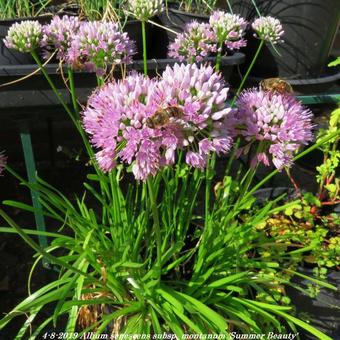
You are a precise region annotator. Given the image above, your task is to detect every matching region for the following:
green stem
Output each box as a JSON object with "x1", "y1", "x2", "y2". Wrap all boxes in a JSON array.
[
  {"x1": 31, "y1": 51, "x2": 77, "y2": 126},
  {"x1": 147, "y1": 178, "x2": 161, "y2": 279},
  {"x1": 141, "y1": 20, "x2": 148, "y2": 76},
  {"x1": 251, "y1": 0, "x2": 261, "y2": 16},
  {"x1": 215, "y1": 41, "x2": 223, "y2": 72},
  {"x1": 205, "y1": 154, "x2": 216, "y2": 227},
  {"x1": 31, "y1": 51, "x2": 99, "y2": 170},
  {"x1": 231, "y1": 39, "x2": 264, "y2": 106},
  {"x1": 0, "y1": 208, "x2": 98, "y2": 282},
  {"x1": 225, "y1": 137, "x2": 240, "y2": 178},
  {"x1": 96, "y1": 75, "x2": 105, "y2": 87},
  {"x1": 242, "y1": 129, "x2": 340, "y2": 203},
  {"x1": 67, "y1": 68, "x2": 80, "y2": 115}
]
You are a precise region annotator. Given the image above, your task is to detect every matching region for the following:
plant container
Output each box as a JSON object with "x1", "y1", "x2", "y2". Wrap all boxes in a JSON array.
[
  {"x1": 230, "y1": 0, "x2": 340, "y2": 79},
  {"x1": 0, "y1": 16, "x2": 51, "y2": 66},
  {"x1": 123, "y1": 20, "x2": 153, "y2": 60},
  {"x1": 286, "y1": 267, "x2": 340, "y2": 340},
  {"x1": 154, "y1": 5, "x2": 209, "y2": 58}
]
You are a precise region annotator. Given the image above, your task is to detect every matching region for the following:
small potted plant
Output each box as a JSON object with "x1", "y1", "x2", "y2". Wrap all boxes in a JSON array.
[{"x1": 255, "y1": 106, "x2": 340, "y2": 338}]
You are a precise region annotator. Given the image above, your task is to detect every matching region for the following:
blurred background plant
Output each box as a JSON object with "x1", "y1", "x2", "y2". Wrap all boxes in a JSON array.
[
  {"x1": 170, "y1": 0, "x2": 219, "y2": 14},
  {"x1": 0, "y1": 0, "x2": 52, "y2": 19}
]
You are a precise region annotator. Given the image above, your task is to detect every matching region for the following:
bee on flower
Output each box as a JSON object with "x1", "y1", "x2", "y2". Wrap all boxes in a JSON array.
[{"x1": 82, "y1": 63, "x2": 233, "y2": 180}]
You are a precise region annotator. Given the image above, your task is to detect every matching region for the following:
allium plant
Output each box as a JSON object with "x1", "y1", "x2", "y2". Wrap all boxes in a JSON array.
[
  {"x1": 83, "y1": 63, "x2": 232, "y2": 180},
  {"x1": 127, "y1": 0, "x2": 164, "y2": 21},
  {"x1": 0, "y1": 152, "x2": 6, "y2": 176},
  {"x1": 209, "y1": 10, "x2": 247, "y2": 51},
  {"x1": 229, "y1": 89, "x2": 314, "y2": 169},
  {"x1": 252, "y1": 16, "x2": 284, "y2": 44},
  {"x1": 41, "y1": 15, "x2": 81, "y2": 60},
  {"x1": 66, "y1": 21, "x2": 135, "y2": 75},
  {"x1": 1, "y1": 14, "x2": 338, "y2": 340},
  {"x1": 3, "y1": 20, "x2": 42, "y2": 52},
  {"x1": 168, "y1": 21, "x2": 217, "y2": 63}
]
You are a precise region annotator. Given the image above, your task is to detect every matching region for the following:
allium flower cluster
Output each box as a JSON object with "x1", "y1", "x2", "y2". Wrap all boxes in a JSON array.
[
  {"x1": 128, "y1": 0, "x2": 164, "y2": 21},
  {"x1": 41, "y1": 15, "x2": 80, "y2": 60},
  {"x1": 229, "y1": 89, "x2": 313, "y2": 170},
  {"x1": 83, "y1": 63, "x2": 233, "y2": 180},
  {"x1": 0, "y1": 151, "x2": 7, "y2": 176},
  {"x1": 66, "y1": 21, "x2": 135, "y2": 75},
  {"x1": 252, "y1": 16, "x2": 284, "y2": 44},
  {"x1": 209, "y1": 11, "x2": 247, "y2": 50},
  {"x1": 4, "y1": 20, "x2": 42, "y2": 52},
  {"x1": 168, "y1": 21, "x2": 217, "y2": 63}
]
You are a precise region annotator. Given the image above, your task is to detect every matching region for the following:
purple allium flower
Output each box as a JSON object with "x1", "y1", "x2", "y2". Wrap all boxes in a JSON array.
[
  {"x1": 4, "y1": 20, "x2": 42, "y2": 52},
  {"x1": 0, "y1": 151, "x2": 7, "y2": 176},
  {"x1": 229, "y1": 89, "x2": 313, "y2": 170},
  {"x1": 66, "y1": 21, "x2": 135, "y2": 75},
  {"x1": 209, "y1": 11, "x2": 247, "y2": 50},
  {"x1": 252, "y1": 16, "x2": 284, "y2": 44},
  {"x1": 83, "y1": 63, "x2": 233, "y2": 181},
  {"x1": 41, "y1": 15, "x2": 80, "y2": 60},
  {"x1": 168, "y1": 21, "x2": 217, "y2": 63},
  {"x1": 128, "y1": 0, "x2": 164, "y2": 21}
]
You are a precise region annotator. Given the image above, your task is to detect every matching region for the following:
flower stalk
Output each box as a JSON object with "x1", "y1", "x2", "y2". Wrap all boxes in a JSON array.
[
  {"x1": 141, "y1": 20, "x2": 148, "y2": 75},
  {"x1": 215, "y1": 41, "x2": 223, "y2": 72},
  {"x1": 147, "y1": 177, "x2": 162, "y2": 280},
  {"x1": 231, "y1": 39, "x2": 264, "y2": 106}
]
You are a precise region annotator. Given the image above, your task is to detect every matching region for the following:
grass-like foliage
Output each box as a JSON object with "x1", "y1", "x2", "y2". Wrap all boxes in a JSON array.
[{"x1": 0, "y1": 150, "x2": 336, "y2": 338}]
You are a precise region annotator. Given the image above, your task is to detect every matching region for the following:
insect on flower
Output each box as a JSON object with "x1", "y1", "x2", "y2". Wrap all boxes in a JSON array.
[
  {"x1": 146, "y1": 106, "x2": 183, "y2": 129},
  {"x1": 260, "y1": 77, "x2": 294, "y2": 95}
]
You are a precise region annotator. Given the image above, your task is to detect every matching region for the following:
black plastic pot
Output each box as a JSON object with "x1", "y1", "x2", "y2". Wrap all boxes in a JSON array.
[
  {"x1": 157, "y1": 8, "x2": 209, "y2": 42},
  {"x1": 0, "y1": 16, "x2": 51, "y2": 66},
  {"x1": 254, "y1": 188, "x2": 340, "y2": 338},
  {"x1": 0, "y1": 18, "x2": 34, "y2": 65},
  {"x1": 155, "y1": 6, "x2": 210, "y2": 58},
  {"x1": 244, "y1": 68, "x2": 340, "y2": 95},
  {"x1": 230, "y1": 0, "x2": 340, "y2": 79},
  {"x1": 123, "y1": 20, "x2": 152, "y2": 60},
  {"x1": 286, "y1": 267, "x2": 340, "y2": 340}
]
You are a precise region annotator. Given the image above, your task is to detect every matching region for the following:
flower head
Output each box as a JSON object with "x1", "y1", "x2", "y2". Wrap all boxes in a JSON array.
[
  {"x1": 128, "y1": 0, "x2": 164, "y2": 21},
  {"x1": 41, "y1": 15, "x2": 80, "y2": 60},
  {"x1": 209, "y1": 11, "x2": 247, "y2": 49},
  {"x1": 66, "y1": 21, "x2": 135, "y2": 75},
  {"x1": 4, "y1": 20, "x2": 42, "y2": 52},
  {"x1": 168, "y1": 21, "x2": 217, "y2": 63},
  {"x1": 83, "y1": 63, "x2": 233, "y2": 181},
  {"x1": 229, "y1": 89, "x2": 313, "y2": 169},
  {"x1": 252, "y1": 16, "x2": 284, "y2": 44},
  {"x1": 0, "y1": 151, "x2": 7, "y2": 176}
]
